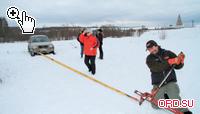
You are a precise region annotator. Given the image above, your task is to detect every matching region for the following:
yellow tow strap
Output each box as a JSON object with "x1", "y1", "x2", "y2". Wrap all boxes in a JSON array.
[{"x1": 39, "y1": 52, "x2": 139, "y2": 102}]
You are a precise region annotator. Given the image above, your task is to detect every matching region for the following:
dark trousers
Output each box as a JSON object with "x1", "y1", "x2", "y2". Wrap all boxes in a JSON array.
[
  {"x1": 84, "y1": 55, "x2": 96, "y2": 75},
  {"x1": 99, "y1": 44, "x2": 103, "y2": 59},
  {"x1": 80, "y1": 44, "x2": 84, "y2": 58}
]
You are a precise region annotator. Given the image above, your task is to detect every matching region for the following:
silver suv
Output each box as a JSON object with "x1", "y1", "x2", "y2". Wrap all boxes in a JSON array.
[{"x1": 28, "y1": 35, "x2": 55, "y2": 56}]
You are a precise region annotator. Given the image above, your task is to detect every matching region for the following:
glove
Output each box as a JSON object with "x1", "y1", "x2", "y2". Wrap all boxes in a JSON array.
[
  {"x1": 168, "y1": 57, "x2": 181, "y2": 65},
  {"x1": 151, "y1": 88, "x2": 159, "y2": 97},
  {"x1": 178, "y1": 52, "x2": 185, "y2": 64}
]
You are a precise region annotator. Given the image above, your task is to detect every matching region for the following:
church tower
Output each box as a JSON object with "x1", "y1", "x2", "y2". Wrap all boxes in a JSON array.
[{"x1": 176, "y1": 14, "x2": 183, "y2": 28}]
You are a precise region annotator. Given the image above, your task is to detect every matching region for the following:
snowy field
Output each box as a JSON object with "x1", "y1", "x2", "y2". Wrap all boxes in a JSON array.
[{"x1": 0, "y1": 27, "x2": 199, "y2": 114}]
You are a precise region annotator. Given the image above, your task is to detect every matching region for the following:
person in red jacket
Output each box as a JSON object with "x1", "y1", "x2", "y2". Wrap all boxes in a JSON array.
[{"x1": 79, "y1": 29, "x2": 99, "y2": 75}]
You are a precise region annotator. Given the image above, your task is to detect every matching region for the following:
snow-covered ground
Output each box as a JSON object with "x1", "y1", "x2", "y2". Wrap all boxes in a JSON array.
[{"x1": 0, "y1": 27, "x2": 199, "y2": 114}]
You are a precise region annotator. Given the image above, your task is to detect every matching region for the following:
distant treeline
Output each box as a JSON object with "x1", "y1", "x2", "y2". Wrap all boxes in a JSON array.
[
  {"x1": 0, "y1": 17, "x2": 147, "y2": 43},
  {"x1": 0, "y1": 26, "x2": 147, "y2": 43}
]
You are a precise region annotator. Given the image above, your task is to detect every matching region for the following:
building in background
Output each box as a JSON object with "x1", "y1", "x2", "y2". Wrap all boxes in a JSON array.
[{"x1": 176, "y1": 14, "x2": 184, "y2": 28}]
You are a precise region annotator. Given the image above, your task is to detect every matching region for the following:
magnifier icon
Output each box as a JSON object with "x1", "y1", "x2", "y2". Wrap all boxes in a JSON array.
[
  {"x1": 6, "y1": 6, "x2": 36, "y2": 34},
  {"x1": 7, "y1": 6, "x2": 20, "y2": 19}
]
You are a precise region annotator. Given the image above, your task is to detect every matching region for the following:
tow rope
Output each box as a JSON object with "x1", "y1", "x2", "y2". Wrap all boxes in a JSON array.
[{"x1": 38, "y1": 52, "x2": 139, "y2": 102}]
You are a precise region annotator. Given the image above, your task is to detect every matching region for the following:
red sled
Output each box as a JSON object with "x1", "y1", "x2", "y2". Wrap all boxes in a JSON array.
[{"x1": 134, "y1": 90, "x2": 183, "y2": 114}]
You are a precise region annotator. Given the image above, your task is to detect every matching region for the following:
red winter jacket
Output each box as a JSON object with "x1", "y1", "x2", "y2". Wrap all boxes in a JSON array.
[{"x1": 79, "y1": 33, "x2": 99, "y2": 56}]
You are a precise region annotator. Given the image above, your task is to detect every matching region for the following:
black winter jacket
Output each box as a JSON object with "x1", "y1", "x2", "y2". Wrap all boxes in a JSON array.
[
  {"x1": 77, "y1": 33, "x2": 83, "y2": 45},
  {"x1": 146, "y1": 47, "x2": 184, "y2": 86},
  {"x1": 96, "y1": 32, "x2": 103, "y2": 45}
]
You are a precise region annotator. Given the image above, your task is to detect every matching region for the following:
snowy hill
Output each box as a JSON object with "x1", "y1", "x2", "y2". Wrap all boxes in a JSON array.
[{"x1": 0, "y1": 27, "x2": 199, "y2": 114}]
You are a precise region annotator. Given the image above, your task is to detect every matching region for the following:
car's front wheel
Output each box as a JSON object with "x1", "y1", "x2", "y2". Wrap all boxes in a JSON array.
[
  {"x1": 52, "y1": 51, "x2": 56, "y2": 55},
  {"x1": 30, "y1": 51, "x2": 35, "y2": 57}
]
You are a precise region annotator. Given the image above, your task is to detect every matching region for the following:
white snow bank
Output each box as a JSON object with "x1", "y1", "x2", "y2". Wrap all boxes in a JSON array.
[{"x1": 0, "y1": 27, "x2": 199, "y2": 114}]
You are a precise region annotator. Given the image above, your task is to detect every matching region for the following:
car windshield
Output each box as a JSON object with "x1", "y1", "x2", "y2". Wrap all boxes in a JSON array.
[{"x1": 31, "y1": 36, "x2": 49, "y2": 43}]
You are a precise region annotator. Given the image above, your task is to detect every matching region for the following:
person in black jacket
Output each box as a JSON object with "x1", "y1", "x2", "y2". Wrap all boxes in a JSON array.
[
  {"x1": 146, "y1": 40, "x2": 192, "y2": 114},
  {"x1": 77, "y1": 29, "x2": 86, "y2": 58},
  {"x1": 96, "y1": 29, "x2": 104, "y2": 59}
]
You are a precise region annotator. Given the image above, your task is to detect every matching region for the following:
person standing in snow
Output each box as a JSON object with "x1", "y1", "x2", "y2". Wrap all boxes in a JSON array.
[
  {"x1": 96, "y1": 29, "x2": 104, "y2": 59},
  {"x1": 77, "y1": 29, "x2": 86, "y2": 58},
  {"x1": 79, "y1": 29, "x2": 99, "y2": 75},
  {"x1": 146, "y1": 40, "x2": 192, "y2": 114}
]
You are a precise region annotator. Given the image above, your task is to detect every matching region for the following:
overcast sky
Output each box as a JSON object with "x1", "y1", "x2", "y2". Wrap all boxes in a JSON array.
[{"x1": 1, "y1": 0, "x2": 200, "y2": 27}]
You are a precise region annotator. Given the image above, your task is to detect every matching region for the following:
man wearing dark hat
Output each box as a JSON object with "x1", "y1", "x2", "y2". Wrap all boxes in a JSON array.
[
  {"x1": 96, "y1": 29, "x2": 104, "y2": 59},
  {"x1": 146, "y1": 40, "x2": 192, "y2": 114}
]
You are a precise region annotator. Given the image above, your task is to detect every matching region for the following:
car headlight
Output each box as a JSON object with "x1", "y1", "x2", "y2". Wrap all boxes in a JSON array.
[
  {"x1": 49, "y1": 44, "x2": 54, "y2": 48},
  {"x1": 32, "y1": 46, "x2": 38, "y2": 49}
]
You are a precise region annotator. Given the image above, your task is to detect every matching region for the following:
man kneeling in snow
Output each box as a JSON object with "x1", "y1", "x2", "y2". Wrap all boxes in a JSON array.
[{"x1": 146, "y1": 40, "x2": 192, "y2": 114}]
